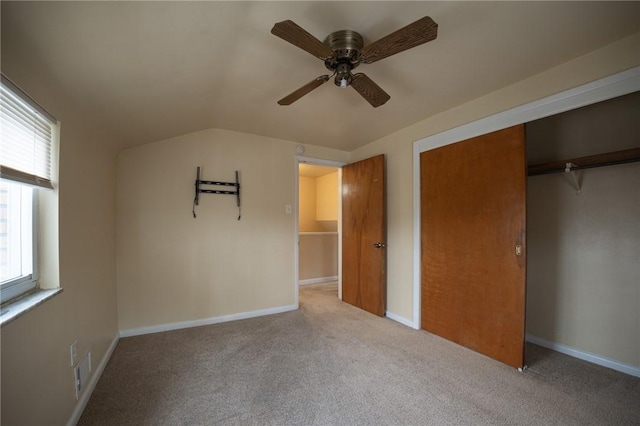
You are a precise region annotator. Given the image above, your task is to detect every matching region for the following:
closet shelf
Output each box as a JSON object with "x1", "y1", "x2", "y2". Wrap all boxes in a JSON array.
[{"x1": 528, "y1": 147, "x2": 640, "y2": 176}]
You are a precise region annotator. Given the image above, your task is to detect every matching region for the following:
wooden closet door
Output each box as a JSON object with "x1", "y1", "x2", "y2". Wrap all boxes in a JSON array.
[{"x1": 420, "y1": 125, "x2": 526, "y2": 368}]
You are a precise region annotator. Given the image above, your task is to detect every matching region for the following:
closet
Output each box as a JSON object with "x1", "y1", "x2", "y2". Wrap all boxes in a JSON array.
[
  {"x1": 525, "y1": 90, "x2": 639, "y2": 371},
  {"x1": 420, "y1": 90, "x2": 639, "y2": 373}
]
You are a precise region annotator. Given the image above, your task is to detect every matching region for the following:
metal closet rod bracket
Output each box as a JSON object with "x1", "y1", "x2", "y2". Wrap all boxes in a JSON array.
[
  {"x1": 193, "y1": 167, "x2": 241, "y2": 220},
  {"x1": 564, "y1": 162, "x2": 581, "y2": 194}
]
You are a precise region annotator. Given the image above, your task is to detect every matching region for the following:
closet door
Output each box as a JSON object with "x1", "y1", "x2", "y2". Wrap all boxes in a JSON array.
[{"x1": 420, "y1": 125, "x2": 526, "y2": 368}]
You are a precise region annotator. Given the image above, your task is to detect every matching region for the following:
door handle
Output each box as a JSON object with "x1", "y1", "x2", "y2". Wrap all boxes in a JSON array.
[{"x1": 373, "y1": 242, "x2": 386, "y2": 249}]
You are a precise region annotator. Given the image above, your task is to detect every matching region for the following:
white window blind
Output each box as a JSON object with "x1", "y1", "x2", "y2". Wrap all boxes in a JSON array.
[{"x1": 0, "y1": 74, "x2": 56, "y2": 189}]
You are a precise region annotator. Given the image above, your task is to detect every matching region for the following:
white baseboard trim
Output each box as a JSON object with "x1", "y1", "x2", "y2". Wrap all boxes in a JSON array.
[
  {"x1": 385, "y1": 311, "x2": 419, "y2": 329},
  {"x1": 119, "y1": 304, "x2": 298, "y2": 338},
  {"x1": 526, "y1": 334, "x2": 640, "y2": 378},
  {"x1": 298, "y1": 276, "x2": 338, "y2": 286},
  {"x1": 67, "y1": 332, "x2": 119, "y2": 426}
]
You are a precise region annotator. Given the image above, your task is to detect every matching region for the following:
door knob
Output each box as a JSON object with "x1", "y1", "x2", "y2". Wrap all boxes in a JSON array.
[{"x1": 373, "y1": 242, "x2": 387, "y2": 249}]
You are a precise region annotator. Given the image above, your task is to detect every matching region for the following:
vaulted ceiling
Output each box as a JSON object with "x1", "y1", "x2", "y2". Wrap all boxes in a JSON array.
[{"x1": 2, "y1": 1, "x2": 640, "y2": 152}]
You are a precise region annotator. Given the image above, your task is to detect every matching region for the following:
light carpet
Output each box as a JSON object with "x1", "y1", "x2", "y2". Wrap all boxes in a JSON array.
[{"x1": 78, "y1": 283, "x2": 640, "y2": 425}]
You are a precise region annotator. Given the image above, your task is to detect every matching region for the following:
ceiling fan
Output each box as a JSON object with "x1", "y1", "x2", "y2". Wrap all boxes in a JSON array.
[{"x1": 271, "y1": 16, "x2": 438, "y2": 108}]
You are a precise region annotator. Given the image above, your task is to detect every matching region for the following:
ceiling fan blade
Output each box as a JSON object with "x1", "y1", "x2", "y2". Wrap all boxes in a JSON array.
[
  {"x1": 278, "y1": 75, "x2": 330, "y2": 105},
  {"x1": 271, "y1": 20, "x2": 334, "y2": 60},
  {"x1": 362, "y1": 16, "x2": 438, "y2": 64},
  {"x1": 350, "y1": 73, "x2": 390, "y2": 108}
]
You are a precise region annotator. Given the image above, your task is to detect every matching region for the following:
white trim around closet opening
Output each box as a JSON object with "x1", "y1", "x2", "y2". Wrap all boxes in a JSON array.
[{"x1": 411, "y1": 66, "x2": 640, "y2": 330}]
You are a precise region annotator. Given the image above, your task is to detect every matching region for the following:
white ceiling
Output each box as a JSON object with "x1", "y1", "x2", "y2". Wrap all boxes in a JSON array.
[{"x1": 2, "y1": 1, "x2": 640, "y2": 152}]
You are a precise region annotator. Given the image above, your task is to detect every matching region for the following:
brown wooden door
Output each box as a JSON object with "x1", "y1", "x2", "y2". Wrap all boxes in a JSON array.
[
  {"x1": 420, "y1": 125, "x2": 526, "y2": 368},
  {"x1": 342, "y1": 154, "x2": 386, "y2": 316}
]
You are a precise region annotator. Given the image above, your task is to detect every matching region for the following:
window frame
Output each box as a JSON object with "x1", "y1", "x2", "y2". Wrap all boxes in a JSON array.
[{"x1": 0, "y1": 74, "x2": 56, "y2": 305}]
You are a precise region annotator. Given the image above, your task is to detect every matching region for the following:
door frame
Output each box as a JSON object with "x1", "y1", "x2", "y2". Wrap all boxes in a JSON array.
[
  {"x1": 294, "y1": 155, "x2": 346, "y2": 308},
  {"x1": 411, "y1": 66, "x2": 640, "y2": 330}
]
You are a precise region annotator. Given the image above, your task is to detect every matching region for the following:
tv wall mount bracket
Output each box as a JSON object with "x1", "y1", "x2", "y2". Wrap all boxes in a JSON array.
[{"x1": 193, "y1": 167, "x2": 241, "y2": 220}]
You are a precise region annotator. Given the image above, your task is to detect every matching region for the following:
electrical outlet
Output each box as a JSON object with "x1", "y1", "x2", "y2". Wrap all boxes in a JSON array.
[
  {"x1": 70, "y1": 341, "x2": 78, "y2": 366},
  {"x1": 74, "y1": 350, "x2": 92, "y2": 400}
]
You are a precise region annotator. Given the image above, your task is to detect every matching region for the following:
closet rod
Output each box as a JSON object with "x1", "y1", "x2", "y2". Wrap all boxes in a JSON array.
[{"x1": 528, "y1": 147, "x2": 640, "y2": 176}]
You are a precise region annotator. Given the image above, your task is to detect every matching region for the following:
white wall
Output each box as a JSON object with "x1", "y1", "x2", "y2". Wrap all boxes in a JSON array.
[{"x1": 116, "y1": 129, "x2": 347, "y2": 333}]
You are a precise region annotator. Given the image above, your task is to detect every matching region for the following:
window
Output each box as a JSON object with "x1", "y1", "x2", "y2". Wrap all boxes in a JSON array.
[
  {"x1": 0, "y1": 74, "x2": 56, "y2": 304},
  {"x1": 0, "y1": 181, "x2": 34, "y2": 301}
]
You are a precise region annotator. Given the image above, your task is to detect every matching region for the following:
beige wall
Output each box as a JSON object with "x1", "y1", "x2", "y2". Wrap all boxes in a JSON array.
[
  {"x1": 116, "y1": 129, "x2": 347, "y2": 332},
  {"x1": 527, "y1": 164, "x2": 639, "y2": 367},
  {"x1": 1, "y1": 49, "x2": 119, "y2": 424},
  {"x1": 299, "y1": 172, "x2": 339, "y2": 233},
  {"x1": 299, "y1": 176, "x2": 321, "y2": 232},
  {"x1": 298, "y1": 171, "x2": 339, "y2": 280},
  {"x1": 1, "y1": 18, "x2": 638, "y2": 426},
  {"x1": 525, "y1": 92, "x2": 640, "y2": 368},
  {"x1": 298, "y1": 233, "x2": 338, "y2": 281},
  {"x1": 350, "y1": 32, "x2": 640, "y2": 325},
  {"x1": 316, "y1": 172, "x2": 338, "y2": 221}
]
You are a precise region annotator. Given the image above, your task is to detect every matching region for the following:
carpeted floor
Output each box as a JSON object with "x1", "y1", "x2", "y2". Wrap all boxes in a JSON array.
[{"x1": 78, "y1": 282, "x2": 640, "y2": 425}]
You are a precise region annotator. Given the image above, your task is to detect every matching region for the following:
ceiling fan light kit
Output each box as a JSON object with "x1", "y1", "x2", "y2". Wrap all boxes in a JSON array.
[{"x1": 271, "y1": 16, "x2": 438, "y2": 107}]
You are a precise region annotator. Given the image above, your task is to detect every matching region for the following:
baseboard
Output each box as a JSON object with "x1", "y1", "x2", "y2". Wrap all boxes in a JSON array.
[
  {"x1": 385, "y1": 311, "x2": 419, "y2": 329},
  {"x1": 526, "y1": 334, "x2": 640, "y2": 378},
  {"x1": 120, "y1": 304, "x2": 298, "y2": 338},
  {"x1": 298, "y1": 276, "x2": 338, "y2": 286},
  {"x1": 66, "y1": 332, "x2": 119, "y2": 426}
]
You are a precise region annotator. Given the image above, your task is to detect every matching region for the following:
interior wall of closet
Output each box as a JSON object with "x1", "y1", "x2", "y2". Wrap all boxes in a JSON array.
[{"x1": 525, "y1": 91, "x2": 640, "y2": 371}]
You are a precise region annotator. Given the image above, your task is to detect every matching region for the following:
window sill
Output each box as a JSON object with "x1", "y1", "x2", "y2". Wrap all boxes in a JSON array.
[{"x1": 0, "y1": 288, "x2": 63, "y2": 327}]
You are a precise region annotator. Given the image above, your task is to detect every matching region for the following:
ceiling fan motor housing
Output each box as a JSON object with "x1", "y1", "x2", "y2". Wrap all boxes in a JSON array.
[{"x1": 323, "y1": 30, "x2": 364, "y2": 87}]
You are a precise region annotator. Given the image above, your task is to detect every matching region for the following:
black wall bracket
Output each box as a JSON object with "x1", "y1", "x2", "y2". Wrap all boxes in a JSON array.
[{"x1": 193, "y1": 167, "x2": 241, "y2": 220}]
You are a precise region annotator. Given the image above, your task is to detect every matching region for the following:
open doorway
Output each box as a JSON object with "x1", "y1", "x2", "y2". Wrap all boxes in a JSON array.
[
  {"x1": 296, "y1": 155, "x2": 388, "y2": 316},
  {"x1": 296, "y1": 159, "x2": 343, "y2": 307}
]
